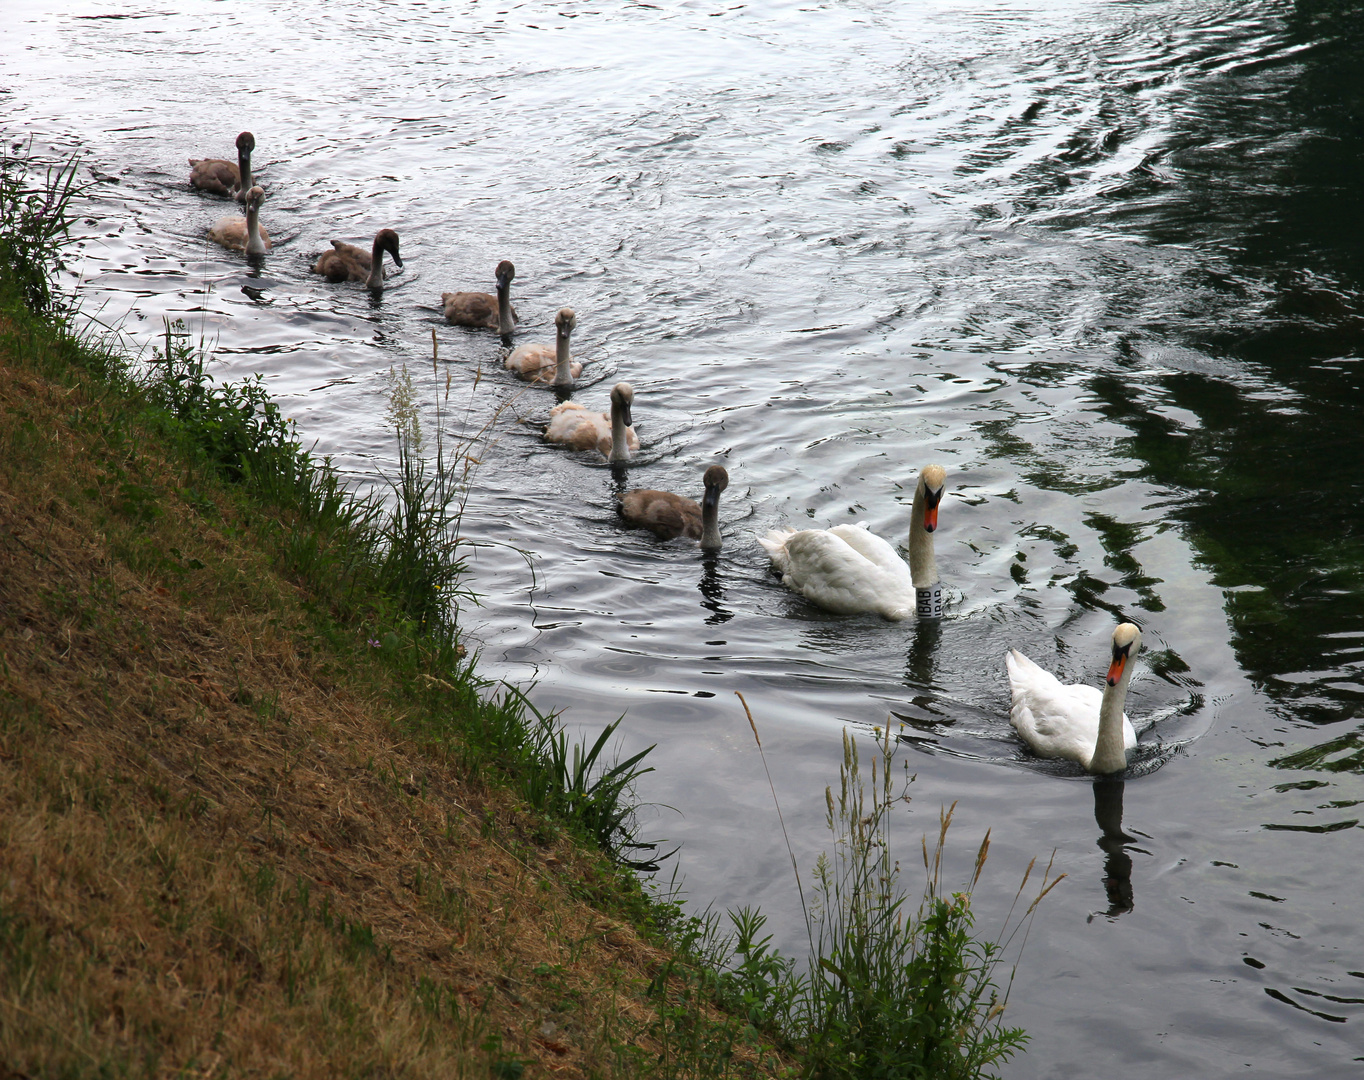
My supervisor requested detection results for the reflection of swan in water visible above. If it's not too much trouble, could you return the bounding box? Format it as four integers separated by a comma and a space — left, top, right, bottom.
758, 465, 946, 620
698, 552, 733, 626
1007, 623, 1140, 774
1088, 778, 1154, 920
904, 617, 942, 690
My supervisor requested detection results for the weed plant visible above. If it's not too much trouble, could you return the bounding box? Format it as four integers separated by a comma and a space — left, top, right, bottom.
697, 703, 1061, 1080
0, 139, 83, 317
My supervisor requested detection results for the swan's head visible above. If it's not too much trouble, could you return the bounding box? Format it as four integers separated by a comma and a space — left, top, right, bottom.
244, 186, 266, 212
702, 465, 729, 511
375, 228, 403, 267
236, 131, 255, 155
917, 464, 947, 533
1107, 622, 1142, 686
610, 381, 634, 427
555, 307, 577, 335
495, 260, 516, 291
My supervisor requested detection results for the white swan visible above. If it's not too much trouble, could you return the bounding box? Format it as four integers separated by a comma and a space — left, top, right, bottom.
312, 228, 403, 290
1007, 623, 1141, 774
544, 381, 638, 463
442, 260, 517, 335
207, 186, 270, 255
506, 307, 582, 386
620, 465, 728, 550
758, 464, 946, 620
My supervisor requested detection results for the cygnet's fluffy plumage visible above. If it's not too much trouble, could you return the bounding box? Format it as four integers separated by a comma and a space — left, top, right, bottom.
1007, 623, 1141, 774
442, 260, 518, 334
312, 229, 403, 290
506, 307, 582, 386
544, 381, 639, 462
189, 131, 256, 200
758, 465, 946, 620
620, 466, 729, 549
207, 187, 271, 255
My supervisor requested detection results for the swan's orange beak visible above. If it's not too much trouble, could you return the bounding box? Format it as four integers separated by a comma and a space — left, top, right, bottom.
1106, 652, 1127, 687
921, 484, 944, 534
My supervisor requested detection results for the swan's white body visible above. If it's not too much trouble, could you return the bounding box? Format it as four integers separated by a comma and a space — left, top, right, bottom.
1007, 623, 1141, 774
545, 381, 638, 462
507, 307, 581, 386
758, 465, 946, 621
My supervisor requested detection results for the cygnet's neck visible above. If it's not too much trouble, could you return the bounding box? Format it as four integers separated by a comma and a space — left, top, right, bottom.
699, 489, 722, 551
553, 326, 574, 387
496, 283, 514, 337
907, 479, 939, 587
1090, 665, 1134, 774
244, 204, 266, 257
367, 237, 387, 290
608, 401, 632, 463
236, 149, 254, 203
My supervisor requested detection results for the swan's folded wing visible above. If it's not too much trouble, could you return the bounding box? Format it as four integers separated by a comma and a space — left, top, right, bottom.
545, 405, 609, 451
1006, 649, 1104, 758
827, 523, 910, 578
780, 530, 906, 615
758, 529, 797, 576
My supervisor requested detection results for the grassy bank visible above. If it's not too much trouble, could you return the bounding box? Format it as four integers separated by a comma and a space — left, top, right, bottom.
1, 145, 1046, 1079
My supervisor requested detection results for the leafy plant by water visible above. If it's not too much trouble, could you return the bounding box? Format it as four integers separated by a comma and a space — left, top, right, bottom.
0, 139, 83, 318
713, 699, 1060, 1079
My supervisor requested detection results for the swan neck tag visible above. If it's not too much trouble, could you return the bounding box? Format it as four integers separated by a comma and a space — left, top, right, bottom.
916, 584, 943, 620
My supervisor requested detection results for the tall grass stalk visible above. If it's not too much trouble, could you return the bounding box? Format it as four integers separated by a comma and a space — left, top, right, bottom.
731, 712, 1060, 1079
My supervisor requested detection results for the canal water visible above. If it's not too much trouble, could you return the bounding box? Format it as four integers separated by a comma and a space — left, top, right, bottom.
5, 1, 1362, 1074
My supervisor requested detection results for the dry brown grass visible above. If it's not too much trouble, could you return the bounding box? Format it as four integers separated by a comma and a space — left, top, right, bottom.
0, 340, 786, 1079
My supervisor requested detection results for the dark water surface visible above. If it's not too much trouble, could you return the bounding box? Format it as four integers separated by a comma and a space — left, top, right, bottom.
6, 0, 1364, 1074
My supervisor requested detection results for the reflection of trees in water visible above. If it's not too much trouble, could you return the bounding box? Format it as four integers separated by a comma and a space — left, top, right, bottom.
1063, 5, 1364, 741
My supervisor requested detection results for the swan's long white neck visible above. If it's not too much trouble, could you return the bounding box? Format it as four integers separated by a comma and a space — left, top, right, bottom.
497, 284, 514, 337
1090, 664, 1135, 774
367, 237, 386, 289
244, 203, 266, 257
609, 399, 632, 464
553, 326, 574, 387
907, 478, 939, 588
